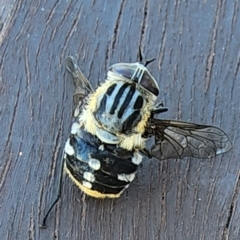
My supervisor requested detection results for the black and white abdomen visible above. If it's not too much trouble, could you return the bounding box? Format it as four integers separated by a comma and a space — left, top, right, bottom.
64, 122, 142, 198
94, 81, 145, 134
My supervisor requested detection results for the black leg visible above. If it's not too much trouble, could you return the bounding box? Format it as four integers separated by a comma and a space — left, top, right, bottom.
152, 101, 168, 114
152, 107, 168, 114
40, 151, 65, 229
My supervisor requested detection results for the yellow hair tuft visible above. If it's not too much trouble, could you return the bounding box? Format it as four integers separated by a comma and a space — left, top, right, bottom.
120, 133, 145, 150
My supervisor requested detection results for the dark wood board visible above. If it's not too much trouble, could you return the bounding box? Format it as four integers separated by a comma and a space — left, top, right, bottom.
0, 0, 239, 239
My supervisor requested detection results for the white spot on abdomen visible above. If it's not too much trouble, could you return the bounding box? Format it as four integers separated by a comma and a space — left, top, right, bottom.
82, 181, 92, 189
117, 173, 136, 182
83, 172, 95, 182
71, 122, 80, 134
98, 144, 104, 151
132, 153, 142, 165
65, 138, 75, 156
89, 158, 101, 170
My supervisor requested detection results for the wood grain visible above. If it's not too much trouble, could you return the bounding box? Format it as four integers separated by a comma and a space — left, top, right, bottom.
0, 0, 239, 239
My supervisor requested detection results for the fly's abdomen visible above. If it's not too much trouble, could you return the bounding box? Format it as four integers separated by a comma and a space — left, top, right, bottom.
64, 126, 142, 198
94, 82, 145, 134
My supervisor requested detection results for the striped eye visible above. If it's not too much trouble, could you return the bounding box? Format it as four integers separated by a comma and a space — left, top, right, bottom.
109, 63, 159, 97
139, 71, 159, 96
109, 64, 135, 79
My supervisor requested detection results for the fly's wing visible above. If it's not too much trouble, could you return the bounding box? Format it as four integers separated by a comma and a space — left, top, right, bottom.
66, 56, 93, 111
144, 119, 232, 160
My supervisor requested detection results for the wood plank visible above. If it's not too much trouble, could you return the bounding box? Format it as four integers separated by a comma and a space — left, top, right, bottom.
0, 0, 239, 239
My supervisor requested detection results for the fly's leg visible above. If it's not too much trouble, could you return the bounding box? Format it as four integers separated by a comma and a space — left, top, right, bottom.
152, 101, 168, 114
40, 151, 65, 229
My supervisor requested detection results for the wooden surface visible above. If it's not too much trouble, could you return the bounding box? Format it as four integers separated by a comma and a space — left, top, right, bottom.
0, 1, 239, 239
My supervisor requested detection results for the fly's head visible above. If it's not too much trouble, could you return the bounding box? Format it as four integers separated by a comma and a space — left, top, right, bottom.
107, 62, 159, 102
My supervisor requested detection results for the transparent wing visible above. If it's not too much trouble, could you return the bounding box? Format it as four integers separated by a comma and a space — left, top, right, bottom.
66, 56, 93, 110
144, 119, 232, 160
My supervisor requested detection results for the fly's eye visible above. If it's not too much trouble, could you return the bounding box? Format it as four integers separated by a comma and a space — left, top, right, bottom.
110, 64, 135, 79
140, 71, 159, 96
109, 63, 159, 97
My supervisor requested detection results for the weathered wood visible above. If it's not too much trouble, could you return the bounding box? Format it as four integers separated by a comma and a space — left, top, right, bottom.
0, 0, 239, 239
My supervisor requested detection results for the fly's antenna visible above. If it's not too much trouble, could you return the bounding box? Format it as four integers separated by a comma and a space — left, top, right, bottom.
145, 58, 156, 66
138, 47, 156, 66
138, 47, 143, 63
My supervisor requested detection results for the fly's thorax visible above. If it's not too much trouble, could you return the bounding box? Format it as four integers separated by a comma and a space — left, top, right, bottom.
94, 81, 148, 133
79, 78, 156, 150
